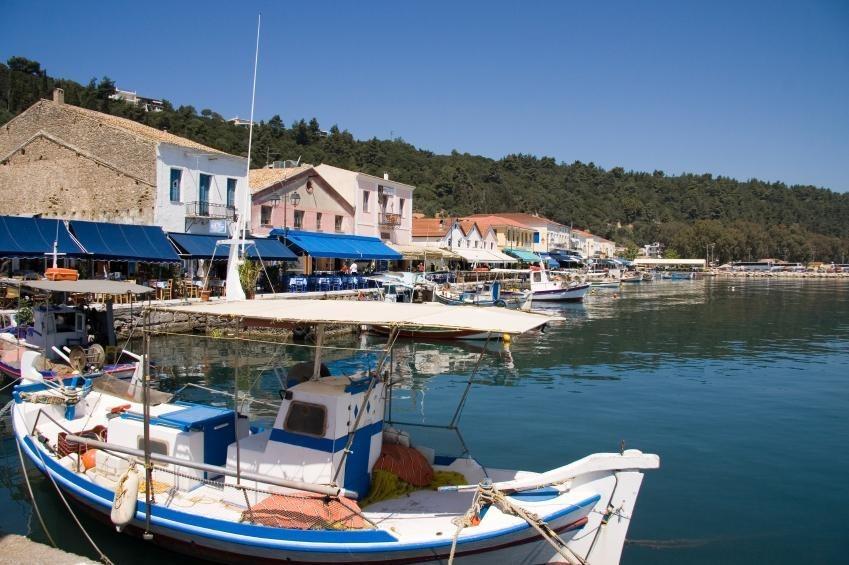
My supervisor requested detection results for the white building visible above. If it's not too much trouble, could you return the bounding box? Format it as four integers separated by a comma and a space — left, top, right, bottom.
571, 229, 616, 258
156, 144, 248, 236
314, 164, 414, 245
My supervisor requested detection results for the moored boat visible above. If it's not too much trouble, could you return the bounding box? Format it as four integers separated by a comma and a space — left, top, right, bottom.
0, 279, 154, 382
12, 299, 659, 564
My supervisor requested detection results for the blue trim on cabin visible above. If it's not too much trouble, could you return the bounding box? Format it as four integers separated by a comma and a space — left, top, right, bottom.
268, 420, 383, 453
344, 377, 372, 395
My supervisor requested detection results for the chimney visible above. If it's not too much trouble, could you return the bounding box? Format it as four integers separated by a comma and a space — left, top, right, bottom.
53, 88, 65, 104
383, 172, 389, 180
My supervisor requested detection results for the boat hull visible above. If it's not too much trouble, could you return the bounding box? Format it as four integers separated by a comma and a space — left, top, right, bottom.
529, 283, 590, 302
14, 428, 600, 564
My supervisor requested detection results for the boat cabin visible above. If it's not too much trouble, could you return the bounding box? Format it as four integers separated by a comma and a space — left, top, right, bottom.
26, 303, 117, 361
221, 374, 385, 505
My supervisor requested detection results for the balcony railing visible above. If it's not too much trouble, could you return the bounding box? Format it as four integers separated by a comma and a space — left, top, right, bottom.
379, 212, 402, 227
185, 201, 236, 220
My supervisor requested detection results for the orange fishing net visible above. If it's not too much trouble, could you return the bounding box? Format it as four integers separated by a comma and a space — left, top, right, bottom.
373, 443, 434, 487
244, 492, 366, 530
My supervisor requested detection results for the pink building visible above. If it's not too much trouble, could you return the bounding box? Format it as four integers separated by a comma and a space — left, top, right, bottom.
250, 165, 354, 237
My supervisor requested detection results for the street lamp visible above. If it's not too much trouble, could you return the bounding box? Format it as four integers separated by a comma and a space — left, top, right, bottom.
284, 191, 301, 235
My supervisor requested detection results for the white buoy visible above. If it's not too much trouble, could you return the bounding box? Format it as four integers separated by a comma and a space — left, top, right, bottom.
111, 465, 139, 531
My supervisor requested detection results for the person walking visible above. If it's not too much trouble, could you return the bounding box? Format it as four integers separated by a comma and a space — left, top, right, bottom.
349, 261, 358, 275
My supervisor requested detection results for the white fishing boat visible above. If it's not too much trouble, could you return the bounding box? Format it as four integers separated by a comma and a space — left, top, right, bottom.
524, 267, 590, 302
0, 279, 153, 382
12, 299, 659, 564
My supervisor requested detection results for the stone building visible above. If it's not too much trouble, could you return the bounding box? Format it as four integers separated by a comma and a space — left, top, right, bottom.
0, 89, 247, 235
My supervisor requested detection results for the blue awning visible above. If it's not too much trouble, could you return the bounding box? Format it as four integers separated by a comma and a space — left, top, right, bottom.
504, 248, 542, 262
69, 220, 181, 263
167, 233, 297, 261
0, 216, 86, 258
269, 229, 402, 260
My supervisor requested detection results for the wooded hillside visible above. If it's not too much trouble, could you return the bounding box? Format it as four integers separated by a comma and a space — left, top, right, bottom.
3, 57, 847, 263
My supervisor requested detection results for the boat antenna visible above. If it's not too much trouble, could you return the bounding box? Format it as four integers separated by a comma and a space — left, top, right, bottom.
240, 13, 261, 254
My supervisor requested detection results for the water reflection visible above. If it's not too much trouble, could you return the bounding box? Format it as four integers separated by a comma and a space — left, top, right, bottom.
1, 278, 847, 564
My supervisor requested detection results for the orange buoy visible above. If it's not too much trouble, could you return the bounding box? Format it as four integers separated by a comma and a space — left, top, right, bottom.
82, 448, 98, 470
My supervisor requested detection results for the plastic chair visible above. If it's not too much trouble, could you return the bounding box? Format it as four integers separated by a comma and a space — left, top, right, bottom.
330, 277, 342, 291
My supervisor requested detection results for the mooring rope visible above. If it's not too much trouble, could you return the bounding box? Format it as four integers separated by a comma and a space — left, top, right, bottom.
32, 444, 115, 564
447, 480, 587, 565
15, 438, 57, 548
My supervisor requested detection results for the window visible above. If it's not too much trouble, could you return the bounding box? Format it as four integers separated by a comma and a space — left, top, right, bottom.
335, 215, 343, 232
169, 168, 182, 202
399, 198, 405, 218
285, 401, 326, 437
137, 436, 169, 456
227, 178, 237, 208
294, 210, 304, 229
260, 205, 272, 226
362, 191, 370, 213
316, 212, 322, 231
199, 174, 211, 216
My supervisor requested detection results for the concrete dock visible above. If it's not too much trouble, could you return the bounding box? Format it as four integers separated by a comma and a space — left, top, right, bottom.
0, 534, 96, 564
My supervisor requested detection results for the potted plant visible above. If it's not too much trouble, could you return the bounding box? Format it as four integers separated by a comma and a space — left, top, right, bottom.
238, 260, 262, 299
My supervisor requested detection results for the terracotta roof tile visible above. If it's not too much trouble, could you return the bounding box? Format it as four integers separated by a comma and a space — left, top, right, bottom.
44, 100, 236, 156
412, 218, 450, 237
249, 165, 313, 193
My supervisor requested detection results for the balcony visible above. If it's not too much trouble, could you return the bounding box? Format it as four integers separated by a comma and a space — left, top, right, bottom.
185, 201, 236, 220
379, 212, 402, 227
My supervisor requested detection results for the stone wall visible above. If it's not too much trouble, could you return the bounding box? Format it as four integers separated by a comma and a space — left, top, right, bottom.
0, 135, 155, 222
0, 99, 158, 221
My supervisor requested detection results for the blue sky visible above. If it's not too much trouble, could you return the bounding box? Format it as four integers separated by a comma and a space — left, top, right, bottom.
3, 0, 848, 191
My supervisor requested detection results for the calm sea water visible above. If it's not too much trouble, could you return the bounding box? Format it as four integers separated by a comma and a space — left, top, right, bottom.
1, 279, 847, 563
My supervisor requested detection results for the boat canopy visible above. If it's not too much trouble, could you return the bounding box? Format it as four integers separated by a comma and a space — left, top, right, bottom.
504, 248, 542, 262
152, 299, 555, 334
270, 229, 402, 260
387, 243, 460, 261
69, 220, 181, 263
451, 247, 516, 264
168, 232, 297, 261
12, 279, 154, 294
0, 216, 86, 258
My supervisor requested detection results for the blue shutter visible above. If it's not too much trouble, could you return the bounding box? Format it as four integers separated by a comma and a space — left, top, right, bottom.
227, 178, 236, 208
170, 169, 182, 202
199, 174, 210, 216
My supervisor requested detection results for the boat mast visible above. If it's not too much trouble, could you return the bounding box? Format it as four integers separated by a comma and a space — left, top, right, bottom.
224, 14, 261, 302
241, 14, 261, 254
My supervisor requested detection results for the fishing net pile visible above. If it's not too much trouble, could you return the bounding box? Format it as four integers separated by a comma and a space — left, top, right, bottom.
361, 443, 466, 507
243, 492, 366, 530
